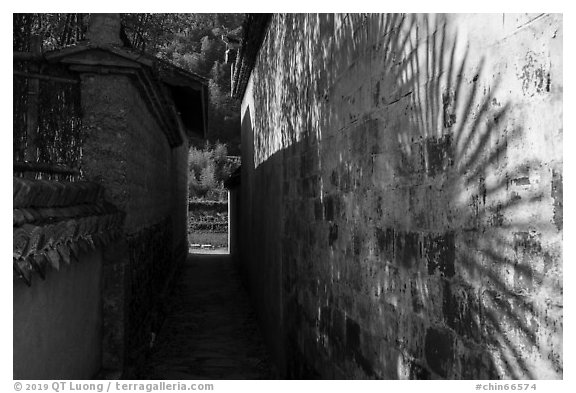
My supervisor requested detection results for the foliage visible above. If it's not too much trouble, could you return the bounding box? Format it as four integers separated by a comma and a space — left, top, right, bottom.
121, 13, 244, 152
188, 141, 240, 200
13, 14, 84, 170
13, 13, 87, 51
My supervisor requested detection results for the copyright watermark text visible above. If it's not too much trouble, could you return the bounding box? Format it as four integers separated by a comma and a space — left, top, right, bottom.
14, 382, 214, 392
474, 383, 537, 391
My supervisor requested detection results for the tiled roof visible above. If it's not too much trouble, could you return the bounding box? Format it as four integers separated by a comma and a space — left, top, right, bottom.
13, 177, 125, 286
231, 14, 272, 99
40, 43, 209, 144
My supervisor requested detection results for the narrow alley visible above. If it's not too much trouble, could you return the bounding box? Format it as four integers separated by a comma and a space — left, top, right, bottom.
138, 253, 274, 380
12, 13, 563, 381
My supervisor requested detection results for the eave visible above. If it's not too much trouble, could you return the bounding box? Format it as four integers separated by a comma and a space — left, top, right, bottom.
41, 43, 208, 145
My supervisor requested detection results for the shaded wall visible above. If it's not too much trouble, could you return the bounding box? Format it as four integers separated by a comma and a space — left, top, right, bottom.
14, 249, 103, 379
229, 189, 240, 261
81, 73, 188, 373
240, 13, 562, 379
171, 141, 190, 260
13, 177, 124, 380
240, 100, 286, 375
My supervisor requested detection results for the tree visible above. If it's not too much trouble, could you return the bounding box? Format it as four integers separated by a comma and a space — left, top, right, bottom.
13, 13, 87, 51
187, 141, 239, 200
121, 13, 244, 153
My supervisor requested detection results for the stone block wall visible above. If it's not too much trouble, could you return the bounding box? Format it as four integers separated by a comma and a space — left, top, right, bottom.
124, 87, 173, 232
125, 218, 172, 366
240, 13, 562, 379
81, 75, 176, 232
80, 72, 188, 373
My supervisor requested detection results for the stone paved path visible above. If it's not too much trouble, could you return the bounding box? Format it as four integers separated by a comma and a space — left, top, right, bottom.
139, 253, 274, 379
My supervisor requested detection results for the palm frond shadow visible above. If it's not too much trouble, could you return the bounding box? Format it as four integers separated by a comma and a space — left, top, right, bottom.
380, 14, 561, 379
246, 13, 561, 379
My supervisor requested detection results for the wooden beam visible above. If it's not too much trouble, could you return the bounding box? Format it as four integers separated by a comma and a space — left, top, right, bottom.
24, 35, 41, 176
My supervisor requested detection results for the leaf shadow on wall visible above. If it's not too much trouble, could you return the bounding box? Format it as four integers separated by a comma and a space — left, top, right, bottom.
357, 13, 561, 379
245, 13, 562, 379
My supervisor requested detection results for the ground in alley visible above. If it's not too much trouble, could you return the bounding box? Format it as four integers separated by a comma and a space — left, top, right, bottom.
137, 253, 275, 379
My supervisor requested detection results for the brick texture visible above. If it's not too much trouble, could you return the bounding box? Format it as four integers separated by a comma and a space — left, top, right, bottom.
239, 13, 562, 379
81, 72, 188, 372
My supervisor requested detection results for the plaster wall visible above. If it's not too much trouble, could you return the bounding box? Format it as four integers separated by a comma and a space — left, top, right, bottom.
13, 249, 103, 379
240, 13, 562, 379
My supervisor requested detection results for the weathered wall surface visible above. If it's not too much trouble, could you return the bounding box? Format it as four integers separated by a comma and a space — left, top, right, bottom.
171, 140, 190, 259
240, 13, 562, 379
239, 97, 286, 374
13, 249, 103, 379
81, 73, 188, 372
13, 176, 124, 379
124, 86, 172, 232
